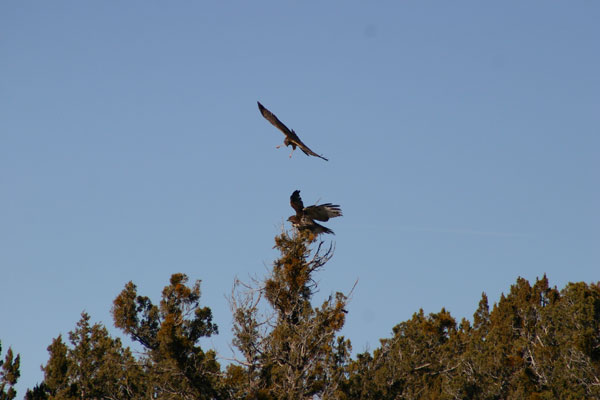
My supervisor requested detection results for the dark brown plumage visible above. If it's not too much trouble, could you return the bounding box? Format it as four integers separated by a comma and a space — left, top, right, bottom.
257, 101, 328, 161
288, 190, 342, 235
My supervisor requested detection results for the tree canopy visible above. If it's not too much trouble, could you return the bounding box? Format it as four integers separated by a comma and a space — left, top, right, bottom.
11, 230, 600, 399
0, 342, 20, 400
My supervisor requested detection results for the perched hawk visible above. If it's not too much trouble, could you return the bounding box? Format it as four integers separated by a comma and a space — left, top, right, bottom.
257, 101, 328, 161
288, 190, 342, 235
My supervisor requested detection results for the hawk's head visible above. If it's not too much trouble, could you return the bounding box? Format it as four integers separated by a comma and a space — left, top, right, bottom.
287, 215, 301, 226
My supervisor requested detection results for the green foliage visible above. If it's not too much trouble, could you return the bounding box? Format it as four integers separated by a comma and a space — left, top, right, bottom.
18, 226, 600, 400
229, 231, 352, 400
340, 275, 600, 399
28, 313, 145, 400
0, 342, 20, 400
112, 273, 222, 400
349, 308, 458, 399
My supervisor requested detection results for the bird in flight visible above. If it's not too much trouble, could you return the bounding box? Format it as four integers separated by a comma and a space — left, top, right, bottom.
257, 101, 328, 161
288, 190, 342, 235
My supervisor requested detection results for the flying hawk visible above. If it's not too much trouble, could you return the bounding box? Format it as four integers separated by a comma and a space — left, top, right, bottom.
288, 190, 342, 235
257, 101, 328, 161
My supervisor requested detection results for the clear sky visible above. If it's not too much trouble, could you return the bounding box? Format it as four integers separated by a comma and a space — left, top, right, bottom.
1, 1, 598, 395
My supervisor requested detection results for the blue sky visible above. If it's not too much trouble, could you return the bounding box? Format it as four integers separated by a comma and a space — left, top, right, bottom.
1, 1, 599, 394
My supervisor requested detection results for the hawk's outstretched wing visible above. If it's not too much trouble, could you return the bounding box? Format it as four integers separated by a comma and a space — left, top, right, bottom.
290, 190, 304, 215
304, 203, 342, 222
257, 101, 294, 138
291, 136, 328, 161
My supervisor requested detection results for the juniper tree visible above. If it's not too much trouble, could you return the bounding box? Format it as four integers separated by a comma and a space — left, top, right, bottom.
341, 276, 600, 400
26, 313, 145, 400
228, 230, 352, 400
0, 342, 20, 400
346, 308, 458, 400
112, 273, 222, 400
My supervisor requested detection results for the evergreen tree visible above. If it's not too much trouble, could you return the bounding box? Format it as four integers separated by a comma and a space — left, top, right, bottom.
345, 308, 458, 399
18, 244, 599, 400
342, 276, 600, 400
112, 273, 222, 399
0, 342, 20, 400
228, 231, 352, 400
27, 313, 146, 400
